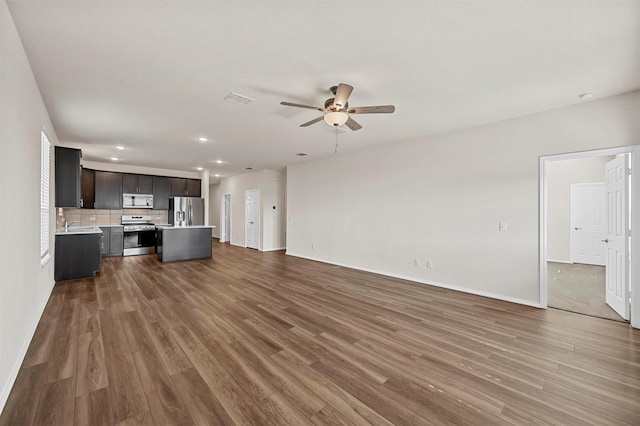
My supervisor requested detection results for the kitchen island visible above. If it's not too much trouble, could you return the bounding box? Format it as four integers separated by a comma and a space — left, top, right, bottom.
156, 225, 214, 263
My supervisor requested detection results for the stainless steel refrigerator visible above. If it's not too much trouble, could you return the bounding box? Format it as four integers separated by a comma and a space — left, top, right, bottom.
168, 197, 204, 227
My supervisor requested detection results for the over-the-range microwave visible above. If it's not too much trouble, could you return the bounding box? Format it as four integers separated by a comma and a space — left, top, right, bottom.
123, 193, 154, 209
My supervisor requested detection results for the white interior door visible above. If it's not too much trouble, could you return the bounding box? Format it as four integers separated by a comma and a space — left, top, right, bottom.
225, 195, 231, 242
570, 183, 606, 266
245, 189, 260, 249
220, 194, 231, 243
604, 155, 630, 320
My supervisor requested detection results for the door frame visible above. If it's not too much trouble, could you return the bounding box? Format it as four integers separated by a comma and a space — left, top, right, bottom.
244, 189, 260, 250
539, 145, 640, 328
220, 193, 231, 243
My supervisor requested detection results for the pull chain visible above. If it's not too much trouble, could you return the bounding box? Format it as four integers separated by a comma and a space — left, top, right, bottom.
334, 127, 339, 154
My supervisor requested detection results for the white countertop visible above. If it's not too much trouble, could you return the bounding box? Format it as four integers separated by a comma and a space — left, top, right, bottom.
55, 225, 103, 235
156, 225, 215, 230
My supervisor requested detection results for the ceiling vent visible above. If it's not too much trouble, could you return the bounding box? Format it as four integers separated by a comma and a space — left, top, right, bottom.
296, 153, 308, 156
224, 92, 254, 104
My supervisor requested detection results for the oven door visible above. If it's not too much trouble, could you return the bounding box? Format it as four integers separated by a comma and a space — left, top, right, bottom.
123, 230, 157, 256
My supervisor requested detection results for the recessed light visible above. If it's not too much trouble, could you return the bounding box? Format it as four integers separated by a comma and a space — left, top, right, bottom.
196, 167, 203, 171
579, 91, 595, 100
214, 174, 220, 177
110, 157, 118, 161
198, 137, 208, 142
115, 146, 125, 150
216, 160, 223, 164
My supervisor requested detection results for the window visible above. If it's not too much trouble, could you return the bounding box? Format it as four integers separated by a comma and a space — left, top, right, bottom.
41, 131, 51, 262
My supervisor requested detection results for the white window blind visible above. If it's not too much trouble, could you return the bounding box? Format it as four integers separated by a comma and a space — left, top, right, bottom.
41, 131, 51, 260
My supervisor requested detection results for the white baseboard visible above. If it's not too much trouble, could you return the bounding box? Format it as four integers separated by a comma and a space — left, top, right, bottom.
0, 279, 55, 414
547, 259, 573, 264
262, 246, 286, 252
285, 251, 542, 309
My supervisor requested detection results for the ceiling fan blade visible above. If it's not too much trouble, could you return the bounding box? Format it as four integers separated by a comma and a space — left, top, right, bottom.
300, 116, 324, 127
333, 83, 354, 110
348, 105, 395, 114
344, 116, 362, 131
281, 101, 323, 111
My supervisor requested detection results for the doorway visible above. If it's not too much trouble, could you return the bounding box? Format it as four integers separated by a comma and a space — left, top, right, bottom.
220, 193, 231, 243
540, 146, 639, 328
245, 189, 260, 250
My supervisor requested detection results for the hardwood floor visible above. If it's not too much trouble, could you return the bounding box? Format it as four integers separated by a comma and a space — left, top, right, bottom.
2, 241, 640, 425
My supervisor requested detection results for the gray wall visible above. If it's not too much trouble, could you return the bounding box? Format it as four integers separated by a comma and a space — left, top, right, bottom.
0, 1, 58, 410
287, 91, 640, 306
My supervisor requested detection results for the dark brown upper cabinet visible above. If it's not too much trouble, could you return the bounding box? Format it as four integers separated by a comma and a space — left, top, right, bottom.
122, 173, 153, 194
81, 168, 95, 209
94, 171, 122, 209
152, 176, 171, 210
169, 177, 201, 197
170, 178, 187, 196
55, 146, 82, 208
186, 179, 201, 197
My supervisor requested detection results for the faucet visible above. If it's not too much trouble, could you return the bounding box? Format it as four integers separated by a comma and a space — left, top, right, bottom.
65, 220, 80, 232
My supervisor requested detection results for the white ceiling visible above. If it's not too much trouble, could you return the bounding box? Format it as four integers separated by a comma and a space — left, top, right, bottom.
7, 1, 640, 182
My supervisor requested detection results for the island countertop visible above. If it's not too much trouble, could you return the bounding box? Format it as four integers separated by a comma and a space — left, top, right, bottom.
156, 225, 215, 230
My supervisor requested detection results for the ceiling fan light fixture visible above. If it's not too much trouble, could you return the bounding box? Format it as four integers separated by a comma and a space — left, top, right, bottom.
324, 111, 349, 127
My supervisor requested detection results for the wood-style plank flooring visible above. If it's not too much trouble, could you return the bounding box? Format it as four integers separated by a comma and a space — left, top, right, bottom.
2, 241, 640, 425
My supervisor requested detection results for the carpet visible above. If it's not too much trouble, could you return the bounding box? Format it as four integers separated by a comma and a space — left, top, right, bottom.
547, 261, 625, 322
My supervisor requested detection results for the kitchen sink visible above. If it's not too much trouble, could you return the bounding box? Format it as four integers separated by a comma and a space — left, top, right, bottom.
57, 226, 101, 234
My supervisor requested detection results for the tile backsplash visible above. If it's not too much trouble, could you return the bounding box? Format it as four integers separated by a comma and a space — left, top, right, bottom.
60, 208, 169, 227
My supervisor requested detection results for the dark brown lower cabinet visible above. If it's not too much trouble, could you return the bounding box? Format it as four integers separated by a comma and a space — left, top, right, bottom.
54, 233, 102, 281
99, 226, 124, 257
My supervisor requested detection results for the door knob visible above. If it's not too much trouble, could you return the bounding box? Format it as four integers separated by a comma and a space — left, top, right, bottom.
574, 227, 582, 230
601, 238, 609, 243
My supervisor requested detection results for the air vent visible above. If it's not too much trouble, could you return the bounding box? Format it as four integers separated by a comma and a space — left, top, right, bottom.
296, 153, 308, 157
224, 92, 254, 104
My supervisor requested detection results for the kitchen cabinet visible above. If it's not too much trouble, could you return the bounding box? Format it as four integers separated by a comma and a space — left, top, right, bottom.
170, 177, 201, 197
123, 173, 153, 194
95, 171, 122, 209
100, 227, 110, 256
99, 226, 124, 257
54, 233, 102, 281
153, 176, 171, 210
81, 168, 95, 209
170, 178, 186, 196
55, 146, 82, 207
186, 179, 201, 197
157, 226, 212, 263
110, 227, 124, 256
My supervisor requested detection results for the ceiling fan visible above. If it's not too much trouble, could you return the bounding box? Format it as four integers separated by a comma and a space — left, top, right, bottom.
280, 83, 395, 131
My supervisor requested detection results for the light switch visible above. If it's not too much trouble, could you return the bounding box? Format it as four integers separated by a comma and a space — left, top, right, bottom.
499, 222, 508, 232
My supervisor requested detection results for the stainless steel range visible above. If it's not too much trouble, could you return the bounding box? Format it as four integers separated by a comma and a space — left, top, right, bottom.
122, 215, 156, 256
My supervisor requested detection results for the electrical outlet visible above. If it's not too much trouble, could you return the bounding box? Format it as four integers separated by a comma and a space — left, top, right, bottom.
413, 258, 420, 267
311, 243, 315, 249
499, 222, 508, 232
426, 260, 433, 269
